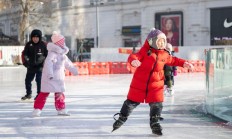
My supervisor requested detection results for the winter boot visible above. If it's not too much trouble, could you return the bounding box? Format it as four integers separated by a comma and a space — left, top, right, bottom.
167, 88, 174, 96
150, 115, 163, 136
57, 109, 70, 116
21, 94, 32, 100
32, 109, 41, 117
112, 113, 127, 132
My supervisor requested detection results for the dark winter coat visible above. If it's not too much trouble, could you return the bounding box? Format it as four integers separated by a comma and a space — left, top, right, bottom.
23, 30, 48, 72
127, 40, 185, 103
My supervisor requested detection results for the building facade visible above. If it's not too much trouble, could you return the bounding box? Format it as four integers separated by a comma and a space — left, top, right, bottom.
0, 0, 232, 55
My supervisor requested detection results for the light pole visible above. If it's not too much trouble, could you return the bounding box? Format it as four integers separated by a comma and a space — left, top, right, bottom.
27, 12, 29, 42
95, 1, 99, 48
91, 0, 103, 48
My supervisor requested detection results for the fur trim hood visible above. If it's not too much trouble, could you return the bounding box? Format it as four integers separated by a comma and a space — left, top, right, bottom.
47, 42, 69, 54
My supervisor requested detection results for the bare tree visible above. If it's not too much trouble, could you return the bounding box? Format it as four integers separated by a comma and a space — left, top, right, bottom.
19, 0, 53, 45
18, 0, 29, 45
0, 0, 52, 45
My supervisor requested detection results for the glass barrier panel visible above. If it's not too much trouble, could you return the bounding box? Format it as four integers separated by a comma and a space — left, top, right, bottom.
205, 48, 232, 122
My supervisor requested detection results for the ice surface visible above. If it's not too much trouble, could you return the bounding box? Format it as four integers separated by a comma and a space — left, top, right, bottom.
0, 66, 231, 139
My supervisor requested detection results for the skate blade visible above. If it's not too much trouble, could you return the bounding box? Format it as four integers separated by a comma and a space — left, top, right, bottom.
153, 134, 162, 137
153, 133, 162, 136
57, 113, 70, 116
20, 99, 34, 103
111, 127, 119, 132
32, 114, 41, 117
111, 128, 116, 132
152, 131, 163, 136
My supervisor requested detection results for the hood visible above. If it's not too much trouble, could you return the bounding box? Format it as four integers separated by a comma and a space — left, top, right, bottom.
47, 42, 69, 55
31, 29, 42, 42
146, 28, 167, 50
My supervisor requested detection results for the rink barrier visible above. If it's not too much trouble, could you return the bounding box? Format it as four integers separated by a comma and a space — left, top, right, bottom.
98, 62, 110, 74
196, 60, 205, 72
118, 48, 133, 54
88, 62, 110, 75
109, 62, 121, 74
74, 62, 89, 75
88, 62, 100, 75
109, 62, 130, 74
177, 67, 188, 73
188, 60, 206, 72
65, 60, 205, 76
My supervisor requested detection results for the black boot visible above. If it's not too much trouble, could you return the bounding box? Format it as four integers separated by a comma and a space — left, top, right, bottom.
112, 113, 127, 132
150, 115, 163, 136
21, 94, 32, 100
112, 99, 140, 132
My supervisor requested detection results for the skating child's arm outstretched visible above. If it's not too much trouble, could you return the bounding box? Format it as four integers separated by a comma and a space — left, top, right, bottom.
64, 56, 78, 76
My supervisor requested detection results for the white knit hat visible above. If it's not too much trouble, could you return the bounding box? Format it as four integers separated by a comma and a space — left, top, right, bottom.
51, 31, 65, 48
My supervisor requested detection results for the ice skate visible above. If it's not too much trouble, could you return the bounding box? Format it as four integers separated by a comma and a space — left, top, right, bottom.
164, 85, 168, 96
167, 88, 174, 96
112, 113, 127, 132
21, 94, 32, 101
151, 123, 163, 136
150, 115, 163, 136
170, 89, 174, 96
57, 109, 70, 116
32, 109, 41, 117
164, 88, 168, 96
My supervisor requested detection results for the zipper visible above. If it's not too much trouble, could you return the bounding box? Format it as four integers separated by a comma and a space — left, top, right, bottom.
145, 55, 158, 97
34, 45, 37, 65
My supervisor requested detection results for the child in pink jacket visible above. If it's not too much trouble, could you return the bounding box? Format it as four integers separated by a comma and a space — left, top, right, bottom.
32, 31, 78, 117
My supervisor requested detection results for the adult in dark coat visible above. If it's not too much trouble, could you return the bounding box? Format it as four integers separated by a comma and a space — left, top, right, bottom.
21, 29, 48, 100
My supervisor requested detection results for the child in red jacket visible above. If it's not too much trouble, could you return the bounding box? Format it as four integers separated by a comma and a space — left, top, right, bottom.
112, 28, 193, 136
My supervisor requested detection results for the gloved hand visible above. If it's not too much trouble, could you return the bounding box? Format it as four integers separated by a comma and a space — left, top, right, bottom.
24, 57, 35, 67
38, 56, 45, 63
131, 60, 141, 67
72, 70, 78, 76
183, 62, 194, 72
23, 57, 30, 67
34, 56, 45, 66
173, 70, 177, 76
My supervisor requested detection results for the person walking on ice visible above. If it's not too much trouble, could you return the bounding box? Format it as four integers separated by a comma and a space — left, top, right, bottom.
32, 31, 78, 117
112, 28, 193, 135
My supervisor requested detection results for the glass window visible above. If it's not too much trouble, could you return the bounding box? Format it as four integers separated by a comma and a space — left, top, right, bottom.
59, 0, 72, 8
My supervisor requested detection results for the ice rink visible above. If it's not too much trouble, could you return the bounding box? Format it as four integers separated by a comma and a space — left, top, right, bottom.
0, 66, 231, 139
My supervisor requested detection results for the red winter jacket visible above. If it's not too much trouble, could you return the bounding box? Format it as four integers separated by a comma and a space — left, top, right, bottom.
127, 40, 185, 103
